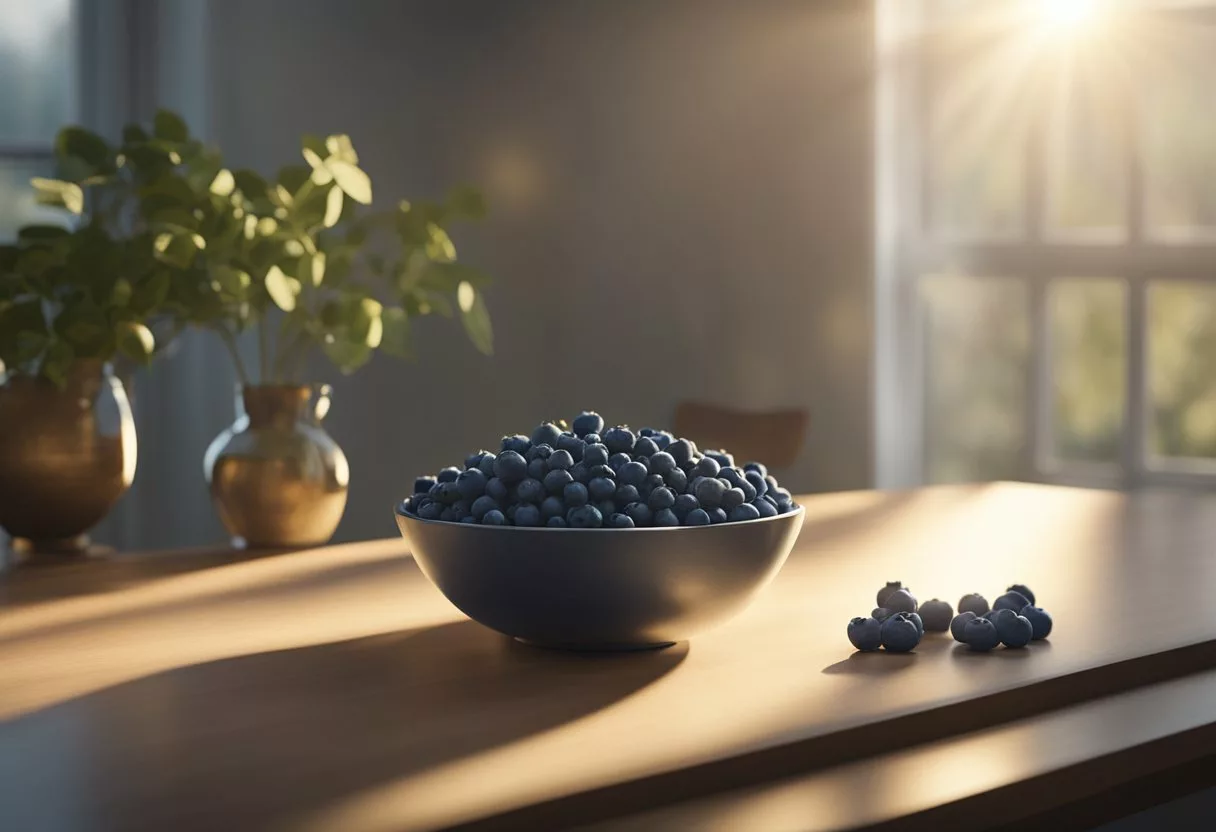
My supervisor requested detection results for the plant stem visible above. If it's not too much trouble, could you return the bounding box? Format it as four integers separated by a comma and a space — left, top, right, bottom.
216, 325, 251, 387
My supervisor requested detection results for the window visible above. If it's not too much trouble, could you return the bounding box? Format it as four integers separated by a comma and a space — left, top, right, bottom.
877, 0, 1216, 489
0, 0, 79, 239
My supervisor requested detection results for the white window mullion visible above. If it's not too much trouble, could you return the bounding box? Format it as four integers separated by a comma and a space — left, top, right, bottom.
1024, 67, 1051, 482
1124, 59, 1148, 488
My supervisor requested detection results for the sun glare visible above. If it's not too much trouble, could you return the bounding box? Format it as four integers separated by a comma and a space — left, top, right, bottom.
1039, 0, 1100, 31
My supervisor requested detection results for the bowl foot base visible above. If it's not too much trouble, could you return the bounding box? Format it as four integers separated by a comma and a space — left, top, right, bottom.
513, 637, 677, 652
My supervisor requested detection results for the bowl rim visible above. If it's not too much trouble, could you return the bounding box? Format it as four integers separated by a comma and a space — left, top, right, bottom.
394, 501, 804, 532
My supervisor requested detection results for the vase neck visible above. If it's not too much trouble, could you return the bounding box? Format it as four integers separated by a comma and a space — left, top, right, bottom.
239, 385, 316, 429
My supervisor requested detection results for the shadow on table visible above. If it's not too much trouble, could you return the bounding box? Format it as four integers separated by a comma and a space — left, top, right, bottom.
0, 619, 688, 831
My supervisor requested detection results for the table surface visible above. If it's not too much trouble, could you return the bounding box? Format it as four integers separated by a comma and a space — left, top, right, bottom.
3, 483, 1216, 831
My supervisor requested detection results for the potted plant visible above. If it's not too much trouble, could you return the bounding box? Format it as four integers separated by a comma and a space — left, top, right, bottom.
126, 113, 494, 548
0, 127, 167, 556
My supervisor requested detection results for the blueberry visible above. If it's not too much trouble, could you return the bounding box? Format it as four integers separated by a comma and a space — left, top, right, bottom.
414, 476, 437, 494
583, 433, 602, 446
603, 426, 636, 455
719, 467, 745, 489
752, 498, 778, 518
584, 443, 610, 467
880, 613, 921, 652
633, 437, 660, 458
692, 456, 721, 479
872, 606, 894, 622
418, 502, 443, 520
451, 499, 471, 517
673, 493, 700, 520
589, 476, 616, 502
492, 450, 528, 484
762, 493, 779, 508
428, 482, 444, 497
993, 591, 1031, 613
505, 503, 519, 522
639, 427, 657, 437
482, 509, 506, 526
531, 422, 563, 447
547, 516, 568, 528
614, 484, 640, 507
684, 508, 711, 526
525, 443, 553, 462
526, 458, 547, 480
848, 617, 883, 652
744, 470, 767, 497
478, 453, 497, 477
743, 461, 768, 478
619, 461, 648, 487
436, 481, 461, 504
609, 512, 635, 528
950, 611, 977, 642
439, 507, 459, 521
739, 479, 757, 501
876, 582, 906, 608
962, 617, 1001, 651
771, 486, 792, 503
541, 495, 565, 519
647, 452, 677, 477
455, 468, 487, 500
500, 435, 531, 455
572, 410, 604, 437
465, 450, 489, 470
568, 504, 603, 528
708, 450, 735, 468
648, 486, 676, 511
667, 439, 695, 466
1020, 606, 1053, 640
957, 593, 989, 616
598, 499, 618, 519
437, 466, 461, 483
465, 477, 491, 504
653, 508, 679, 527
588, 464, 616, 480
564, 481, 589, 507
516, 477, 546, 504
664, 467, 688, 493
460, 516, 477, 524
608, 452, 632, 472
694, 477, 727, 508
919, 599, 954, 632
652, 432, 673, 450
764, 475, 781, 497
776, 498, 796, 514
992, 609, 1033, 648
515, 504, 542, 527
543, 468, 574, 495
570, 462, 591, 484
555, 433, 586, 462
729, 503, 761, 522
906, 612, 925, 637
625, 502, 654, 527
885, 588, 918, 614
708, 507, 728, 524
1007, 584, 1036, 606
642, 473, 665, 493
548, 449, 574, 471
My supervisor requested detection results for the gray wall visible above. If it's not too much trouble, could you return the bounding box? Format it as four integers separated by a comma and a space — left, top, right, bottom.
108, 0, 875, 549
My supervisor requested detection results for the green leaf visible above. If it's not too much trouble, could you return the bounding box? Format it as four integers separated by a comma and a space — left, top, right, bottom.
310, 252, 326, 286
322, 338, 372, 374
328, 161, 372, 204
55, 126, 111, 170
211, 266, 251, 300
277, 165, 312, 195
17, 225, 70, 243
323, 185, 343, 228
153, 110, 189, 142
232, 168, 268, 197
55, 300, 110, 354
446, 184, 487, 219
380, 307, 412, 359
111, 278, 133, 306
31, 178, 84, 215
122, 123, 150, 145
325, 134, 359, 164
41, 340, 75, 388
264, 265, 301, 312
152, 231, 202, 269
129, 270, 171, 315
210, 168, 236, 196
117, 321, 156, 361
459, 287, 493, 355
361, 297, 383, 348
302, 134, 329, 160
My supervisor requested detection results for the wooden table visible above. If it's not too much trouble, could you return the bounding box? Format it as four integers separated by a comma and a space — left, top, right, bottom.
3, 483, 1216, 831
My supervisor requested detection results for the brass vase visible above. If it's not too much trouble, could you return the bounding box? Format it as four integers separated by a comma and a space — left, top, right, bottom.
204, 384, 349, 549
0, 361, 137, 557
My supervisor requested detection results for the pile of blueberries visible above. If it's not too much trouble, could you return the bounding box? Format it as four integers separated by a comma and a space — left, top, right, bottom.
847, 581, 1054, 653
401, 411, 798, 528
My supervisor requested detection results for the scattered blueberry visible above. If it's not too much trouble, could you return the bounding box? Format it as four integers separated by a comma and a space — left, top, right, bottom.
906, 612, 925, 637
1007, 584, 1036, 606
884, 588, 918, 614
876, 581, 906, 608
992, 609, 1033, 648
872, 607, 894, 622
958, 593, 990, 616
962, 617, 1001, 651
1020, 605, 1053, 640
919, 599, 954, 632
848, 617, 883, 652
950, 611, 977, 642
880, 613, 921, 652
993, 591, 1031, 613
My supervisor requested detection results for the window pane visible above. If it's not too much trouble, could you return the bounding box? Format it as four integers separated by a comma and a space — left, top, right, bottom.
923, 275, 1029, 482
1050, 279, 1125, 463
1143, 25, 1216, 238
0, 159, 64, 239
0, 0, 77, 145
1149, 282, 1216, 460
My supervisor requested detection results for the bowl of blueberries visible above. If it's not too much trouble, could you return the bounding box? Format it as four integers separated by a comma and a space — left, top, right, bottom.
395, 411, 804, 650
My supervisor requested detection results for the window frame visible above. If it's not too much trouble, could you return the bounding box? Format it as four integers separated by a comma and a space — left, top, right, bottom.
875, 0, 1216, 491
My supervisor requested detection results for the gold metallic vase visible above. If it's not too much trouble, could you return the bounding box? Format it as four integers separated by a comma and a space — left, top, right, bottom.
0, 361, 137, 558
204, 384, 349, 549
